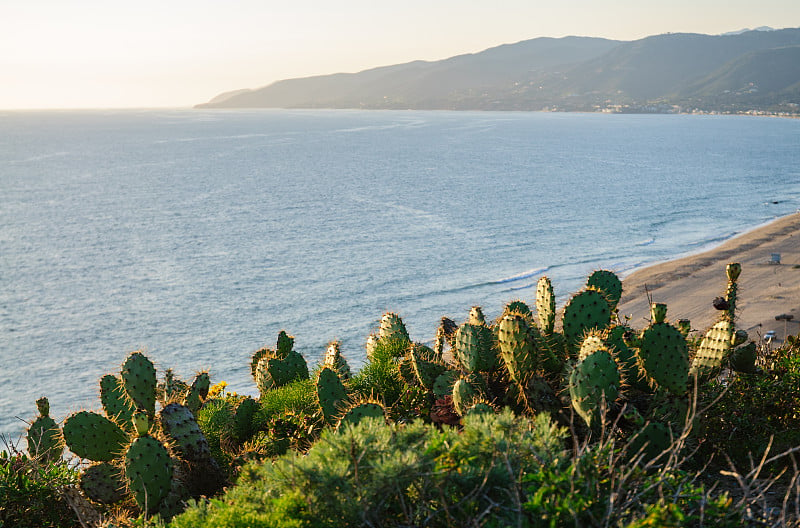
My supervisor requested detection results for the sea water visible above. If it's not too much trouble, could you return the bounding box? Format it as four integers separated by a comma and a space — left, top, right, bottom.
2, 109, 799, 437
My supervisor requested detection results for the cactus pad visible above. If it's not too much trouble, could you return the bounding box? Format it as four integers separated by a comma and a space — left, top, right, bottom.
316, 367, 348, 423
100, 374, 135, 429
503, 300, 532, 319
125, 435, 173, 513
454, 322, 496, 373
690, 320, 735, 380
452, 378, 478, 416
497, 313, 535, 382
586, 270, 623, 311
562, 288, 611, 352
80, 462, 126, 504
568, 342, 621, 428
160, 403, 211, 462
433, 370, 459, 398
338, 401, 385, 428
121, 351, 157, 416
323, 341, 351, 379
63, 411, 128, 462
535, 276, 556, 334
410, 348, 446, 390
638, 322, 689, 395
468, 306, 486, 325
730, 341, 757, 374
276, 330, 294, 358
378, 312, 410, 343
26, 397, 62, 462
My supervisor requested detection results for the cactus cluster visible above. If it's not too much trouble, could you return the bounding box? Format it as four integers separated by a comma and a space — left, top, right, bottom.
27, 263, 760, 520
54, 351, 223, 516
252, 330, 310, 395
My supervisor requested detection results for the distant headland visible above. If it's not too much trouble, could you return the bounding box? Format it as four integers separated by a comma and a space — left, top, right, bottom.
196, 27, 800, 116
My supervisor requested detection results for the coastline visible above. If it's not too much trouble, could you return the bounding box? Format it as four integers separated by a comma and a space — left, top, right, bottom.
617, 211, 800, 341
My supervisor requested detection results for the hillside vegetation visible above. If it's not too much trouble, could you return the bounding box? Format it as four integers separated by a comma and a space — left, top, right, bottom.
3, 265, 800, 526
197, 28, 800, 115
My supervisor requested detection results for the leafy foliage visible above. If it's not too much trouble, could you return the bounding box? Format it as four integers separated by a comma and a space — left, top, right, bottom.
0, 445, 80, 528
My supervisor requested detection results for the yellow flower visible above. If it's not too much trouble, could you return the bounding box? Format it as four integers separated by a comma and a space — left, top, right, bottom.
207, 381, 228, 399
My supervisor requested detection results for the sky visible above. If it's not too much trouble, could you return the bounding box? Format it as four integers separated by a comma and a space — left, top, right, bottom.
2, 0, 800, 109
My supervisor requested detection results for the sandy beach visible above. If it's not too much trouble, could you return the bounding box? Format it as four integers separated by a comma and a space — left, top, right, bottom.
617, 212, 800, 342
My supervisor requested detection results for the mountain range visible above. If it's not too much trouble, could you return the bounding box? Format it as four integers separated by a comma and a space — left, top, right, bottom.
196, 28, 800, 114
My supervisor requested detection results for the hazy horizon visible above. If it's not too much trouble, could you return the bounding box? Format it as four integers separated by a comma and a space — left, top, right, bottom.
2, 1, 800, 110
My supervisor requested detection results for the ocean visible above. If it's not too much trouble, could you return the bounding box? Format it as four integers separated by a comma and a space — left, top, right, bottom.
2, 109, 799, 437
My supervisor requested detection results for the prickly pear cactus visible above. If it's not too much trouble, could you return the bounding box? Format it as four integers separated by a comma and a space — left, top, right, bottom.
468, 305, 486, 325
503, 300, 532, 319
323, 340, 351, 379
433, 370, 460, 399
232, 397, 259, 442
159, 368, 189, 404
378, 312, 410, 343
723, 263, 741, 322
250, 348, 270, 379
497, 313, 535, 383
62, 410, 128, 462
26, 397, 62, 462
690, 320, 735, 380
568, 334, 621, 428
183, 371, 211, 413
452, 378, 478, 416
338, 401, 386, 429
454, 322, 496, 373
433, 326, 447, 360
650, 303, 667, 324
159, 403, 211, 462
276, 330, 294, 359
100, 374, 135, 429
365, 333, 379, 360
316, 367, 348, 424
562, 288, 611, 353
535, 276, 556, 335
124, 433, 173, 514
79, 462, 126, 504
121, 351, 157, 416
410, 347, 446, 390
606, 326, 649, 392
586, 270, 623, 311
636, 306, 689, 395
253, 333, 310, 394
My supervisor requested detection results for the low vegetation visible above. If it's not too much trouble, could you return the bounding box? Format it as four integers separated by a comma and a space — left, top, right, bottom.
3, 264, 799, 527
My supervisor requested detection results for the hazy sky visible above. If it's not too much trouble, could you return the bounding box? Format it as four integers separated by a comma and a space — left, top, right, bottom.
2, 0, 800, 109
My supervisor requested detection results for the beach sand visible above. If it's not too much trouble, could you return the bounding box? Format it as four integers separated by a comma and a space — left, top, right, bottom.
616, 212, 800, 342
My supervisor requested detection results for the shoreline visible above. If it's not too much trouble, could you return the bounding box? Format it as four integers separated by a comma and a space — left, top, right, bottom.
616, 211, 800, 341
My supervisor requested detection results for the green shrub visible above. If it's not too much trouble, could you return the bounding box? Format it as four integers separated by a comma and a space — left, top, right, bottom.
698, 343, 800, 469
170, 409, 567, 527
348, 339, 407, 407
0, 446, 79, 528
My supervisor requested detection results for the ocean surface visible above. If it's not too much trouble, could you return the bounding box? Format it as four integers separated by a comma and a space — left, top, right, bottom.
2, 109, 799, 438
